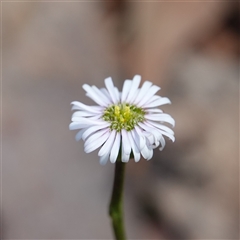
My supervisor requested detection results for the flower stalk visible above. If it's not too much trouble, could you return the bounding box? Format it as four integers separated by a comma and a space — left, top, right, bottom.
109, 160, 126, 240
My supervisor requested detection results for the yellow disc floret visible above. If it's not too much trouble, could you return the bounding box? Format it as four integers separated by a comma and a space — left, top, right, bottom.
102, 103, 145, 132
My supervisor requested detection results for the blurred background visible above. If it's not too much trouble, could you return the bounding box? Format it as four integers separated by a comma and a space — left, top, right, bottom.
2, 1, 239, 239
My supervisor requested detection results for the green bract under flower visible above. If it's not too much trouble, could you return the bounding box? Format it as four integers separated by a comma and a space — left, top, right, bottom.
102, 103, 145, 132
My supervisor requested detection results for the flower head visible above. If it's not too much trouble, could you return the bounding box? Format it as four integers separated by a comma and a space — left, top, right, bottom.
69, 75, 175, 165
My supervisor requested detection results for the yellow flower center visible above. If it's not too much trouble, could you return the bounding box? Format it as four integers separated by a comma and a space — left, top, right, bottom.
102, 103, 145, 132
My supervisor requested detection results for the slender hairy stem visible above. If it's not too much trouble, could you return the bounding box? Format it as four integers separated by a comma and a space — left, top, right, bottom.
109, 160, 126, 240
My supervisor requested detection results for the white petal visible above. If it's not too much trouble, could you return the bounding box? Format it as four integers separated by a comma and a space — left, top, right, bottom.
144, 120, 164, 136
133, 81, 152, 105
84, 130, 110, 153
86, 114, 103, 120
148, 150, 153, 160
151, 140, 160, 149
110, 133, 121, 163
137, 85, 160, 107
83, 84, 108, 107
146, 142, 153, 160
146, 120, 174, 135
72, 111, 98, 118
128, 131, 140, 162
143, 137, 154, 160
138, 122, 162, 145
92, 85, 112, 105
145, 113, 175, 126
114, 87, 120, 103
160, 131, 175, 142
145, 108, 163, 113
133, 126, 154, 160
138, 122, 158, 137
75, 129, 86, 141
144, 133, 154, 145
121, 148, 130, 162
147, 121, 175, 142
122, 154, 130, 162
140, 144, 151, 160
143, 97, 171, 108
134, 126, 145, 150
121, 80, 132, 103
99, 153, 109, 165
104, 77, 118, 103
121, 130, 131, 162
159, 136, 166, 151
84, 128, 109, 149
71, 101, 103, 113
121, 130, 131, 155
129, 89, 140, 104
131, 130, 141, 151
142, 130, 160, 149
100, 88, 112, 102
144, 95, 160, 106
82, 123, 110, 141
69, 121, 97, 130
126, 75, 141, 103
98, 130, 116, 156
71, 116, 103, 124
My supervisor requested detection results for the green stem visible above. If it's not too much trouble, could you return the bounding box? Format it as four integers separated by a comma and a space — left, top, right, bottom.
109, 160, 127, 240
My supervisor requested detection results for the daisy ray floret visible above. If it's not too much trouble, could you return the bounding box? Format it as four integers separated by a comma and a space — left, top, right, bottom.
69, 75, 175, 165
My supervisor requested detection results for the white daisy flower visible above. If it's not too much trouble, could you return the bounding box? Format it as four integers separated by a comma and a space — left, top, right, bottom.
69, 75, 175, 165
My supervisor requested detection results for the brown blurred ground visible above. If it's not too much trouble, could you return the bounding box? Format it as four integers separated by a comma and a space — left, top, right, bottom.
2, 1, 239, 239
